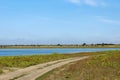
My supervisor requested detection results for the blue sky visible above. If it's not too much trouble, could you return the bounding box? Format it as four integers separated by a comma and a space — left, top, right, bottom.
0, 0, 120, 45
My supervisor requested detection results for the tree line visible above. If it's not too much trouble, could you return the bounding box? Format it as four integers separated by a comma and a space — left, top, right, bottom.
0, 43, 118, 48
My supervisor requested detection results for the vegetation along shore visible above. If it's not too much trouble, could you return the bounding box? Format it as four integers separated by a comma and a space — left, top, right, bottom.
0, 50, 120, 80
0, 51, 100, 74
0, 43, 120, 49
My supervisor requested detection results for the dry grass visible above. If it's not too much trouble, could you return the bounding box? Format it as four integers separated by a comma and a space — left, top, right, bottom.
37, 50, 120, 80
0, 52, 99, 74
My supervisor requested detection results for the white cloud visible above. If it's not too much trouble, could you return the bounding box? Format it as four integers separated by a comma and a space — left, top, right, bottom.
96, 16, 120, 25
68, 0, 81, 4
85, 0, 97, 6
67, 0, 106, 7
84, 0, 106, 6
102, 19, 120, 25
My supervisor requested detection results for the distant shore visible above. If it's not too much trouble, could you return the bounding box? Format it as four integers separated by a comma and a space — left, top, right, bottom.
0, 44, 120, 49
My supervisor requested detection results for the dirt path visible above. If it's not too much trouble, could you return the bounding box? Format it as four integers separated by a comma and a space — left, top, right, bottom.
0, 56, 89, 80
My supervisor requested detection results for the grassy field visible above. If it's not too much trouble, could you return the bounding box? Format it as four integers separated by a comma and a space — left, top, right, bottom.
0, 52, 100, 74
36, 50, 120, 80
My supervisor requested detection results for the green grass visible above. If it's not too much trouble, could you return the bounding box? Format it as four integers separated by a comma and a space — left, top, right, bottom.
36, 50, 120, 80
0, 52, 100, 74
0, 69, 3, 74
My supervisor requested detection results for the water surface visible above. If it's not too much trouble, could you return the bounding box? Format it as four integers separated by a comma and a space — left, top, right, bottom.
0, 48, 120, 56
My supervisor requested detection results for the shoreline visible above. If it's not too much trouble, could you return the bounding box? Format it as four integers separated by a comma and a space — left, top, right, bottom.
0, 45, 120, 49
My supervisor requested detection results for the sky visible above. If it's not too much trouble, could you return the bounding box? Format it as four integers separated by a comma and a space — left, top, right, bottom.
0, 0, 120, 45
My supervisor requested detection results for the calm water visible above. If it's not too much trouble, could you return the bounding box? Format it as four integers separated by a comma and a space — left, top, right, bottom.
0, 48, 120, 56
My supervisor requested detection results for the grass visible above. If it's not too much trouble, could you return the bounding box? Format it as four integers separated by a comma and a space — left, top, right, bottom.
0, 69, 3, 74
0, 52, 99, 74
36, 50, 120, 80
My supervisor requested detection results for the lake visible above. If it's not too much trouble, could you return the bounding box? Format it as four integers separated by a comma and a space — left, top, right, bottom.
0, 48, 120, 56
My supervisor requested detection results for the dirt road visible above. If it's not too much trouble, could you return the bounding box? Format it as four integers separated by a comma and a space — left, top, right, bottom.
0, 56, 89, 80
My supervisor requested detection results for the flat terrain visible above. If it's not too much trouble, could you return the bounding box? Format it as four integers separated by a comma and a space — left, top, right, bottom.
0, 51, 101, 80
0, 56, 89, 80
0, 52, 99, 73
37, 50, 120, 80
0, 51, 119, 80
